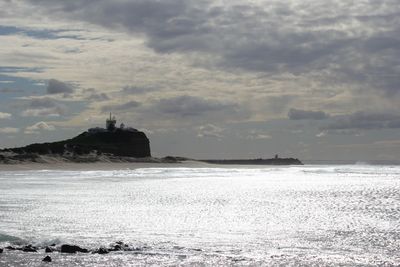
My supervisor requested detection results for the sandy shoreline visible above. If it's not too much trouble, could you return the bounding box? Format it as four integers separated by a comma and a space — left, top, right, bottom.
0, 160, 212, 171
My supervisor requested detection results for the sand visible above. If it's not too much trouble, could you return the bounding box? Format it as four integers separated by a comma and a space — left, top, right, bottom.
0, 160, 212, 171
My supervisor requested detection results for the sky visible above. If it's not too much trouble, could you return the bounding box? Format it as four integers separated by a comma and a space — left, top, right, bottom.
0, 0, 399, 161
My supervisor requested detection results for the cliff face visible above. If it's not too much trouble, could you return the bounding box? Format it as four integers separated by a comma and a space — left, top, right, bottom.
6, 129, 151, 158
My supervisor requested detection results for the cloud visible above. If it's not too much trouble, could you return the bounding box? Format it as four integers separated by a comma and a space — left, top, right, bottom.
101, 100, 141, 112
47, 79, 74, 94
322, 111, 400, 130
316, 129, 363, 137
0, 127, 19, 134
244, 129, 272, 140
0, 88, 23, 93
246, 133, 272, 140
21, 98, 66, 117
197, 124, 224, 138
288, 108, 330, 120
122, 86, 159, 95
81, 88, 110, 101
156, 95, 238, 117
19, 0, 400, 96
0, 112, 12, 119
25, 121, 55, 134
86, 92, 110, 101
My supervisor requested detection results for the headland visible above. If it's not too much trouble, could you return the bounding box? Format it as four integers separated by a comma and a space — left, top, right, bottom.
0, 114, 302, 166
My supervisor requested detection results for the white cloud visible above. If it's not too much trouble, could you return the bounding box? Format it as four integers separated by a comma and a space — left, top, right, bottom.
197, 124, 224, 138
21, 108, 62, 117
0, 127, 19, 134
252, 134, 272, 140
0, 112, 12, 119
25, 121, 55, 134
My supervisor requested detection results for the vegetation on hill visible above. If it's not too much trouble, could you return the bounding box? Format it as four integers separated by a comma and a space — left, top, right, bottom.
2, 129, 151, 158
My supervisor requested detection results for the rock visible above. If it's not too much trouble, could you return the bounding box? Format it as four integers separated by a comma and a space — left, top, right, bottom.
50, 243, 56, 247
22, 245, 37, 252
60, 244, 89, 254
5, 129, 151, 158
42, 256, 52, 262
0, 248, 3, 253
45, 247, 54, 253
93, 247, 109, 254
123, 246, 142, 252
109, 244, 122, 251
5, 246, 16, 250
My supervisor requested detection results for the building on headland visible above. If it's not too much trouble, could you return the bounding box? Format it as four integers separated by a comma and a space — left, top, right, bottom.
88, 113, 138, 134
2, 113, 151, 159
106, 113, 117, 131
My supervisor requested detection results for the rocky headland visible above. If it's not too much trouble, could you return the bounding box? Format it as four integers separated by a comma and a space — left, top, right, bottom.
0, 115, 302, 165
0, 128, 151, 164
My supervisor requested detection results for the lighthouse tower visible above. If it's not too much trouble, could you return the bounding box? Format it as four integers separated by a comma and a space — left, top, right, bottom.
106, 113, 117, 131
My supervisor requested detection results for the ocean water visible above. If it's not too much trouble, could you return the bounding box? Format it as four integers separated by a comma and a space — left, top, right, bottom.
0, 165, 399, 266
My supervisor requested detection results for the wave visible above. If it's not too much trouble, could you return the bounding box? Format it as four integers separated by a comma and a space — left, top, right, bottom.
0, 233, 65, 248
0, 233, 24, 244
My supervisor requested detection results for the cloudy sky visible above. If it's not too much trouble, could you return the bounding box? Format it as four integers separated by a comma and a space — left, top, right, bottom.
0, 0, 400, 161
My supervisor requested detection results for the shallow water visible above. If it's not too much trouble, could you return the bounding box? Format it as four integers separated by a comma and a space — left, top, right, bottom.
0, 165, 399, 266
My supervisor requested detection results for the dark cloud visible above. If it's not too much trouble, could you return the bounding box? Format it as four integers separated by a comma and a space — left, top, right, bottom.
47, 79, 74, 94
156, 95, 238, 117
22, 98, 66, 117
267, 95, 296, 115
288, 108, 330, 120
86, 92, 110, 101
20, 0, 400, 96
122, 86, 158, 95
101, 100, 141, 112
29, 98, 59, 108
322, 111, 400, 130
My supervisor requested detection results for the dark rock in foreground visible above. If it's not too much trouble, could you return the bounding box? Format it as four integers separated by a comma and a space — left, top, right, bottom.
0, 248, 3, 253
22, 245, 37, 252
45, 247, 54, 253
60, 244, 89, 254
42, 255, 52, 262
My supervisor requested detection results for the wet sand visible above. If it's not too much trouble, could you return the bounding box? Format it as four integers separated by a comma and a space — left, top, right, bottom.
0, 160, 211, 171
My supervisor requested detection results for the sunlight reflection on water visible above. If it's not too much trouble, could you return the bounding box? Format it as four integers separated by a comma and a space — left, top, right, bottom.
0, 165, 399, 266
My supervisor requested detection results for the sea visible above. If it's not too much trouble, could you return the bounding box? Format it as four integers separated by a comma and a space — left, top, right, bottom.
0, 164, 399, 266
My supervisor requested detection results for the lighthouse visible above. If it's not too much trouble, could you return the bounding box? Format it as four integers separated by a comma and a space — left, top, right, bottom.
106, 113, 117, 131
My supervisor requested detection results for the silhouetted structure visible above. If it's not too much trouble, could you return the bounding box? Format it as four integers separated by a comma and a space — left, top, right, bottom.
106, 113, 117, 131
4, 114, 151, 158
